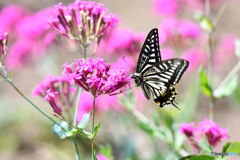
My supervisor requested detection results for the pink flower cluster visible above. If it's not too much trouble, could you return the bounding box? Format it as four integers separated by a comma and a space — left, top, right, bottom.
48, 1, 118, 47
62, 57, 131, 97
179, 118, 229, 147
153, 0, 226, 17
98, 28, 145, 56
0, 5, 56, 69
158, 18, 201, 47
32, 75, 77, 113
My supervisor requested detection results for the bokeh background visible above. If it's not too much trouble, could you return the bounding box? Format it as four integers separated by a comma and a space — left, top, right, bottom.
0, 0, 240, 160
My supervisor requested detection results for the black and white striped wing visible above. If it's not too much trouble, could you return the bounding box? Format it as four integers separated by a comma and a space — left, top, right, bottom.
142, 59, 189, 85
140, 59, 189, 100
136, 28, 161, 73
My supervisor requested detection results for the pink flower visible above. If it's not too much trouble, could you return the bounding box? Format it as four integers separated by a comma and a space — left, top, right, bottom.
195, 118, 229, 146
43, 89, 62, 117
5, 8, 56, 69
177, 21, 201, 38
181, 0, 227, 12
47, 0, 118, 46
161, 48, 174, 60
98, 28, 145, 56
181, 47, 206, 70
63, 57, 131, 97
153, 0, 179, 17
77, 92, 121, 121
96, 154, 110, 160
0, 5, 28, 33
214, 34, 236, 67
159, 18, 201, 48
179, 122, 195, 138
32, 75, 77, 111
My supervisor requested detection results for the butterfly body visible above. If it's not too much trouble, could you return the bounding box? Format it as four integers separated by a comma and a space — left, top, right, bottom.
131, 28, 189, 109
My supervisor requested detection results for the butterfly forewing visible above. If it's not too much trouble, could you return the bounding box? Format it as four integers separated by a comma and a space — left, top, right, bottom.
137, 28, 161, 73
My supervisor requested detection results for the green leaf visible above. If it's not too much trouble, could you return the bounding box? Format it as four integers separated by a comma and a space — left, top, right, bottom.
194, 12, 213, 32
157, 126, 173, 145
235, 39, 240, 58
189, 155, 215, 160
9, 71, 13, 78
76, 128, 92, 139
92, 123, 100, 138
52, 122, 76, 139
227, 141, 240, 155
222, 142, 231, 158
77, 111, 91, 129
214, 75, 238, 98
99, 144, 114, 159
195, 136, 213, 154
137, 121, 154, 135
199, 67, 213, 97
174, 130, 185, 151
151, 111, 160, 126
118, 91, 135, 111
180, 155, 216, 160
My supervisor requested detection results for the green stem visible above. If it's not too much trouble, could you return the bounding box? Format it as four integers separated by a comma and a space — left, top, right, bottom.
74, 88, 82, 126
205, 0, 215, 121
215, 61, 240, 91
72, 136, 80, 160
71, 87, 82, 160
213, 0, 231, 28
83, 45, 87, 61
91, 96, 96, 160
7, 79, 60, 125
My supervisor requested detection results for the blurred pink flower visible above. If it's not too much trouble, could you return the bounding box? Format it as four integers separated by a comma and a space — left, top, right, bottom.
0, 5, 29, 34
179, 119, 228, 147
96, 154, 110, 160
161, 48, 174, 60
16, 8, 54, 39
159, 18, 201, 48
98, 28, 144, 56
5, 40, 33, 68
153, 0, 179, 17
214, 34, 236, 67
77, 91, 121, 121
181, 0, 227, 12
195, 118, 229, 146
32, 74, 77, 111
4, 8, 56, 69
111, 57, 135, 73
181, 47, 206, 70
177, 21, 201, 38
179, 122, 195, 138
63, 57, 131, 97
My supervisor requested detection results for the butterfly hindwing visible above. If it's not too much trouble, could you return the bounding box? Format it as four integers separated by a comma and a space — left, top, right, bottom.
142, 59, 189, 85
137, 28, 161, 73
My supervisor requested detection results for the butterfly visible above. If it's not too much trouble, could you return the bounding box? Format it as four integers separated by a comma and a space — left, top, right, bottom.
130, 28, 189, 109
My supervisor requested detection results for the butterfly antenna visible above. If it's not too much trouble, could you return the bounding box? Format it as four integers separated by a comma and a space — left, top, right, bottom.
123, 56, 134, 73
172, 101, 180, 110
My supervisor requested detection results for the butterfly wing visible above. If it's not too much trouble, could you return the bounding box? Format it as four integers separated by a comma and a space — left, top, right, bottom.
142, 59, 189, 85
140, 59, 189, 107
136, 28, 161, 73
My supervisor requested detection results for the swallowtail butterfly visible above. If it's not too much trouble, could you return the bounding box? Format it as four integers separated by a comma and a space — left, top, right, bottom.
130, 28, 189, 109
